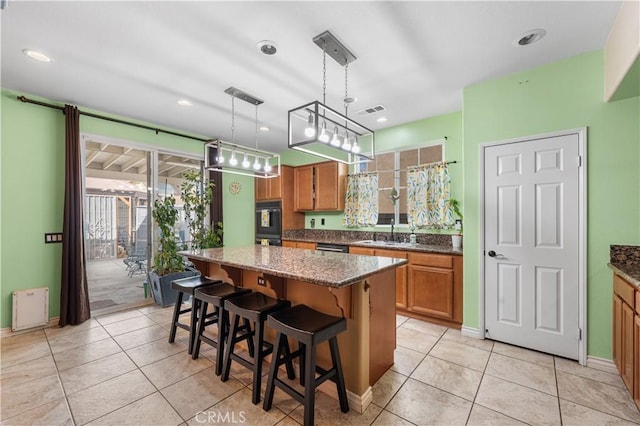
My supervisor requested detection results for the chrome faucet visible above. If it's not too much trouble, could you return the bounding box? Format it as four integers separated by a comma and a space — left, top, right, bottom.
390, 218, 395, 242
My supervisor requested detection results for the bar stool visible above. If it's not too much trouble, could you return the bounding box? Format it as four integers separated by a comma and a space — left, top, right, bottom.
168, 275, 222, 355
263, 304, 349, 426
221, 292, 296, 404
192, 283, 252, 375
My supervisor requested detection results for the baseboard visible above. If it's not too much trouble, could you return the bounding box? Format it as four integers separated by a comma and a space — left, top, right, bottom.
460, 325, 483, 339
0, 316, 59, 339
586, 356, 618, 374
318, 381, 372, 414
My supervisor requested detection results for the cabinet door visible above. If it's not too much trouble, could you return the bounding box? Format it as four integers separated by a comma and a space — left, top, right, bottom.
375, 249, 408, 309
315, 162, 343, 211
269, 175, 282, 200
408, 265, 454, 319
614, 296, 623, 373
255, 178, 269, 201
635, 314, 640, 406
623, 302, 635, 392
349, 246, 375, 255
294, 165, 314, 211
282, 240, 296, 248
295, 242, 316, 250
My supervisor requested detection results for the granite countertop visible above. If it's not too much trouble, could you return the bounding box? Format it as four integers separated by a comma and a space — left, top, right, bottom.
609, 263, 640, 288
180, 246, 407, 288
284, 236, 463, 256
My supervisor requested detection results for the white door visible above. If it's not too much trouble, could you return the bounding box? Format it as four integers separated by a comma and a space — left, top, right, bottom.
484, 133, 581, 359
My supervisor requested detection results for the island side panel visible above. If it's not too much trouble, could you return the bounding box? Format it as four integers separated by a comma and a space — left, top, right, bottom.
286, 279, 370, 396
368, 268, 397, 385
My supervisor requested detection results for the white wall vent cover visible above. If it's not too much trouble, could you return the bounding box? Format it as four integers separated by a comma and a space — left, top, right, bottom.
12, 287, 49, 331
357, 105, 386, 116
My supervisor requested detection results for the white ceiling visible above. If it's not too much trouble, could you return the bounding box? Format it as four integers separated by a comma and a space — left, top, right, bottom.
1, 1, 621, 153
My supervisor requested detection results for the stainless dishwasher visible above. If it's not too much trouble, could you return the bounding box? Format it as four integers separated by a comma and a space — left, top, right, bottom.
315, 243, 349, 253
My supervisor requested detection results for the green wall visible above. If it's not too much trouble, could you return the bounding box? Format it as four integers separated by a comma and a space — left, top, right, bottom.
280, 111, 464, 232
0, 90, 254, 328
462, 50, 640, 359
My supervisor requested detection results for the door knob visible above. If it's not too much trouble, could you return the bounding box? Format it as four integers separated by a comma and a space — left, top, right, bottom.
488, 250, 503, 258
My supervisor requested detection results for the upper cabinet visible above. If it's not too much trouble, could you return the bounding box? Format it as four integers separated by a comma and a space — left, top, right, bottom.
294, 161, 347, 212
255, 165, 304, 230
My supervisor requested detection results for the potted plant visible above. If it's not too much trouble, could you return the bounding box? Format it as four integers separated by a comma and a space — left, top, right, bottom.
148, 193, 198, 307
180, 170, 223, 251
449, 198, 463, 249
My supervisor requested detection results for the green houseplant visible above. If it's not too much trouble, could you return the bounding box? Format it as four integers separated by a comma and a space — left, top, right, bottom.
180, 170, 223, 251
449, 198, 463, 249
148, 192, 198, 307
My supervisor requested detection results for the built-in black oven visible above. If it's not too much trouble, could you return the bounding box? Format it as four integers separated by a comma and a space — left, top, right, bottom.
256, 200, 282, 243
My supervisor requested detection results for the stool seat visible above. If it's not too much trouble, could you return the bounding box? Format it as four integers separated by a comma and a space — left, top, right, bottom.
168, 275, 222, 355
222, 292, 295, 404
267, 304, 346, 346
264, 304, 349, 426
171, 275, 219, 295
192, 284, 252, 375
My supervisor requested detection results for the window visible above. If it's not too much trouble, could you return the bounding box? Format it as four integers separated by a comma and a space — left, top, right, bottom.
361, 142, 443, 225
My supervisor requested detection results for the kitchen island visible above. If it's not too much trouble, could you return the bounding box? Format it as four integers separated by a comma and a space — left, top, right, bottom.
181, 245, 407, 413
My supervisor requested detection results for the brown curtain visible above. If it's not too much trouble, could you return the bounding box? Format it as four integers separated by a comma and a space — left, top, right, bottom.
59, 104, 91, 326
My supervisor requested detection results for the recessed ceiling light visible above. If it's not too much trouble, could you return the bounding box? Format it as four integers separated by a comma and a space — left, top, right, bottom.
257, 40, 278, 55
376, 117, 388, 123
177, 99, 193, 107
514, 29, 547, 46
259, 126, 270, 132
23, 49, 52, 62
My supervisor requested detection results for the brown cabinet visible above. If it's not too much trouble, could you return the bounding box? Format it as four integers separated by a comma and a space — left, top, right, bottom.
256, 165, 304, 231
349, 245, 463, 326
407, 252, 463, 328
294, 161, 347, 211
613, 272, 640, 406
282, 240, 316, 250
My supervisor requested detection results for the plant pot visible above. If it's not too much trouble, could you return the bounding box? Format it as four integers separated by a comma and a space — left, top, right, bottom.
148, 270, 199, 307
452, 235, 463, 249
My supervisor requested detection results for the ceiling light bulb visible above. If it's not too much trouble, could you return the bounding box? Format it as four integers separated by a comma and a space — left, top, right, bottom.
253, 157, 262, 170
264, 162, 272, 173
259, 126, 270, 132
242, 153, 250, 168
229, 150, 238, 166
352, 141, 360, 154
304, 113, 316, 138
342, 133, 352, 151
330, 128, 341, 147
177, 99, 192, 107
22, 49, 52, 62
318, 122, 330, 143
376, 117, 388, 123
216, 153, 225, 164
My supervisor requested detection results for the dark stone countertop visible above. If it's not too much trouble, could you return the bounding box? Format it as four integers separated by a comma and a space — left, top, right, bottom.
609, 263, 640, 288
180, 246, 407, 288
283, 236, 463, 256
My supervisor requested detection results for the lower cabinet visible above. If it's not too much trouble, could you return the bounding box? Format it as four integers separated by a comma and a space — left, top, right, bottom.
282, 240, 316, 250
350, 246, 462, 328
613, 272, 640, 408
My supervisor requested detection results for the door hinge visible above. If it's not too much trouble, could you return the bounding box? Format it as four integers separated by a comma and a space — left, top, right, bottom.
576, 155, 582, 167
578, 328, 582, 341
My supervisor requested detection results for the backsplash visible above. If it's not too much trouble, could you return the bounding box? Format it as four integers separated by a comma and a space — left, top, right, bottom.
611, 245, 640, 266
283, 229, 453, 246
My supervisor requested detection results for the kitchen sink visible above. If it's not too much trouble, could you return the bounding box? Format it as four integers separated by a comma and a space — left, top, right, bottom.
353, 240, 412, 247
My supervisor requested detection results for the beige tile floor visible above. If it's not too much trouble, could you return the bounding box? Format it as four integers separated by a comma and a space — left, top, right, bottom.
2, 308, 639, 426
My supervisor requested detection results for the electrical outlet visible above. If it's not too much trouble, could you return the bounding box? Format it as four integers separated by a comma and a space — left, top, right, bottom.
257, 276, 266, 287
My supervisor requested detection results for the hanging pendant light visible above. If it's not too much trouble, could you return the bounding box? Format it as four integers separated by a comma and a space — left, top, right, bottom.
205, 87, 280, 178
288, 30, 375, 165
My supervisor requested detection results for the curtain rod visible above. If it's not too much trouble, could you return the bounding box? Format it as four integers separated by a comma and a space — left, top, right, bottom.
17, 95, 210, 143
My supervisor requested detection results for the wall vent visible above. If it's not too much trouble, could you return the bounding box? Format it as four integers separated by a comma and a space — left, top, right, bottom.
12, 287, 49, 331
357, 105, 386, 116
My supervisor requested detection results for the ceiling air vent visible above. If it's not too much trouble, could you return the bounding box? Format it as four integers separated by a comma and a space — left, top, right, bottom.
357, 105, 386, 116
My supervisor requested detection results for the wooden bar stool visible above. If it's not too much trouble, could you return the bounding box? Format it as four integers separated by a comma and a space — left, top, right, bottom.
263, 304, 349, 426
168, 275, 222, 355
192, 283, 252, 375
221, 292, 296, 404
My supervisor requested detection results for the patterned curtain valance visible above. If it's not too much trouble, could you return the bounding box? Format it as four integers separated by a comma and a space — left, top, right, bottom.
343, 172, 379, 228
407, 162, 454, 228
